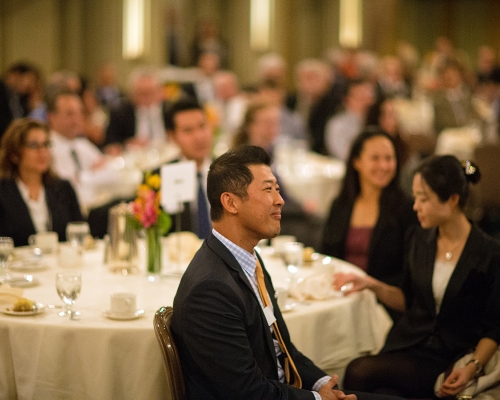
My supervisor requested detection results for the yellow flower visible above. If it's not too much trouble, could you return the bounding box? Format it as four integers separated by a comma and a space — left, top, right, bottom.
146, 174, 161, 190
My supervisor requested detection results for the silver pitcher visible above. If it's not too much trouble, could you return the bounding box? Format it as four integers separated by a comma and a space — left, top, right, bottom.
106, 202, 138, 274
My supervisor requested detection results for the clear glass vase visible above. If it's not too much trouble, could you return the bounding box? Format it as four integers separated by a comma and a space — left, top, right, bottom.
145, 227, 162, 277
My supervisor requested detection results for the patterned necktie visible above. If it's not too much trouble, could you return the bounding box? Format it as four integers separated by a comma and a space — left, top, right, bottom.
70, 149, 82, 171
255, 259, 302, 388
196, 172, 211, 239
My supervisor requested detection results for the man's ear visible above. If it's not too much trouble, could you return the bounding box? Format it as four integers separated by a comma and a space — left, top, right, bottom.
220, 192, 238, 215
10, 154, 19, 164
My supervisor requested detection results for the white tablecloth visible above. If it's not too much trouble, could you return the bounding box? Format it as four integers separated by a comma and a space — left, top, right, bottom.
0, 243, 392, 400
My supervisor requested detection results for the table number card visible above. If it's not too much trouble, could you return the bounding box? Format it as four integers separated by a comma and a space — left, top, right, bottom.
160, 161, 196, 214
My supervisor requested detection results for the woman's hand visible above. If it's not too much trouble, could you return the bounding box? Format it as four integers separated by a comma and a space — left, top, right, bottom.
437, 364, 476, 397
333, 272, 370, 295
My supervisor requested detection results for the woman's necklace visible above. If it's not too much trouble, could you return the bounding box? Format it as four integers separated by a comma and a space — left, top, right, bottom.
441, 237, 465, 261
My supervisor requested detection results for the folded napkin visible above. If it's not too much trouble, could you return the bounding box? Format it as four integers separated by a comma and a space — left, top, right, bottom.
0, 285, 24, 305
288, 273, 334, 301
165, 232, 203, 263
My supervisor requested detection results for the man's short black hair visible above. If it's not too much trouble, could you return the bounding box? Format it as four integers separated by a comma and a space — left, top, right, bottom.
165, 98, 204, 131
207, 145, 271, 222
6, 62, 36, 75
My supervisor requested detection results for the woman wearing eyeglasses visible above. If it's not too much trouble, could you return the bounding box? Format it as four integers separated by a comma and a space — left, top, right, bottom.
0, 118, 83, 246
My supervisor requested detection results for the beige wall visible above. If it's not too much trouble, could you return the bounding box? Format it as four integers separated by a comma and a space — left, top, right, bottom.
2, 0, 500, 88
1, 0, 61, 78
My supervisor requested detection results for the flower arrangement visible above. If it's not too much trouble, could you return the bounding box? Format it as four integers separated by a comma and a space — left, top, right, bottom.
130, 173, 171, 274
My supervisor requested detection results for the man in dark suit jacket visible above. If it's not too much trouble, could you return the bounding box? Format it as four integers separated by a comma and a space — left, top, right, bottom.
172, 145, 398, 400
104, 67, 169, 153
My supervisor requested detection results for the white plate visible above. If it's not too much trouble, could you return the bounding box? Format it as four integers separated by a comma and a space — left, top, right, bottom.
7, 275, 40, 288
0, 303, 46, 316
9, 259, 48, 272
103, 309, 145, 320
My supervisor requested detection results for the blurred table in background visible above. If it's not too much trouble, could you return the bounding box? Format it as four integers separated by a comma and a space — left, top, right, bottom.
434, 125, 483, 160
275, 145, 345, 218
80, 141, 180, 212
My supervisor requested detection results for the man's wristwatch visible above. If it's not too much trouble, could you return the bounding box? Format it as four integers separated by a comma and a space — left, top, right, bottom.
465, 358, 484, 378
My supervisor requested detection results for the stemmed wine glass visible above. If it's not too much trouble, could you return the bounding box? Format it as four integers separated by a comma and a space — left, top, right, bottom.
56, 272, 82, 320
0, 237, 14, 283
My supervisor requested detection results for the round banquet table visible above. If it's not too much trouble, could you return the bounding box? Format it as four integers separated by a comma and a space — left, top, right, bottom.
0, 241, 392, 400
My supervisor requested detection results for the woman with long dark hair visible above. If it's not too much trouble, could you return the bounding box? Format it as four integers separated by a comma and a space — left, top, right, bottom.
321, 128, 417, 287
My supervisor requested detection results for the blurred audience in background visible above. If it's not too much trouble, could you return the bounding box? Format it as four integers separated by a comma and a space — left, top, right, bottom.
94, 63, 125, 111
325, 79, 375, 161
47, 90, 104, 209
0, 63, 42, 136
104, 67, 169, 154
257, 79, 307, 148
432, 58, 482, 135
2, 27, 500, 243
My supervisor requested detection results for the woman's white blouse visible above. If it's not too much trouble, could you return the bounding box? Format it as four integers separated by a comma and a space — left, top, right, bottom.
432, 259, 457, 314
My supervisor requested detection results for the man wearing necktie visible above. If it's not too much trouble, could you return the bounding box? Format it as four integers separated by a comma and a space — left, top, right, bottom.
164, 98, 213, 239
172, 146, 399, 400
47, 90, 104, 210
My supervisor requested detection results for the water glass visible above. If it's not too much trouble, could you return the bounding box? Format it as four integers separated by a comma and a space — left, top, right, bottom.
66, 222, 90, 253
283, 242, 303, 284
56, 272, 82, 319
0, 237, 14, 283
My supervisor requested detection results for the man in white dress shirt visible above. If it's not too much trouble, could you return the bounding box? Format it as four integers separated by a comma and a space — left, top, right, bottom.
47, 89, 104, 209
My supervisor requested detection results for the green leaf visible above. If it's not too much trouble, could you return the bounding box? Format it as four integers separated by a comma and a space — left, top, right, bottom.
156, 211, 172, 236
127, 214, 143, 231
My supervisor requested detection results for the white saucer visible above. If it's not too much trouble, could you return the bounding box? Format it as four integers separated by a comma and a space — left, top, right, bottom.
9, 259, 48, 272
7, 275, 40, 288
103, 309, 145, 320
0, 303, 46, 316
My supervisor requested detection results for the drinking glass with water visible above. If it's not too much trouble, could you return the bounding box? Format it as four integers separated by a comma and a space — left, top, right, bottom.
0, 237, 14, 283
66, 222, 90, 254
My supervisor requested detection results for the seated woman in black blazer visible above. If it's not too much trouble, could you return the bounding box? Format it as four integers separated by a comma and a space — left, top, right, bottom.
321, 128, 417, 288
334, 155, 500, 398
0, 118, 83, 246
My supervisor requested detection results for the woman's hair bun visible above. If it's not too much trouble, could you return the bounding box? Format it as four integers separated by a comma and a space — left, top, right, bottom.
461, 160, 481, 184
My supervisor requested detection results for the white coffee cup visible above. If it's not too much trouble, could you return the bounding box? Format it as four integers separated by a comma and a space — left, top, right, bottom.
28, 231, 59, 254
110, 292, 136, 316
274, 285, 289, 309
271, 235, 297, 255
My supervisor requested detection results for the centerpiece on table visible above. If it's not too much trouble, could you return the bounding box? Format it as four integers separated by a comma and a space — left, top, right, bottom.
129, 173, 171, 275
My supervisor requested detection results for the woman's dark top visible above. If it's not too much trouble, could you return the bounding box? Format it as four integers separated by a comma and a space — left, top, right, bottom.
0, 178, 84, 246
382, 224, 500, 359
321, 190, 417, 286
